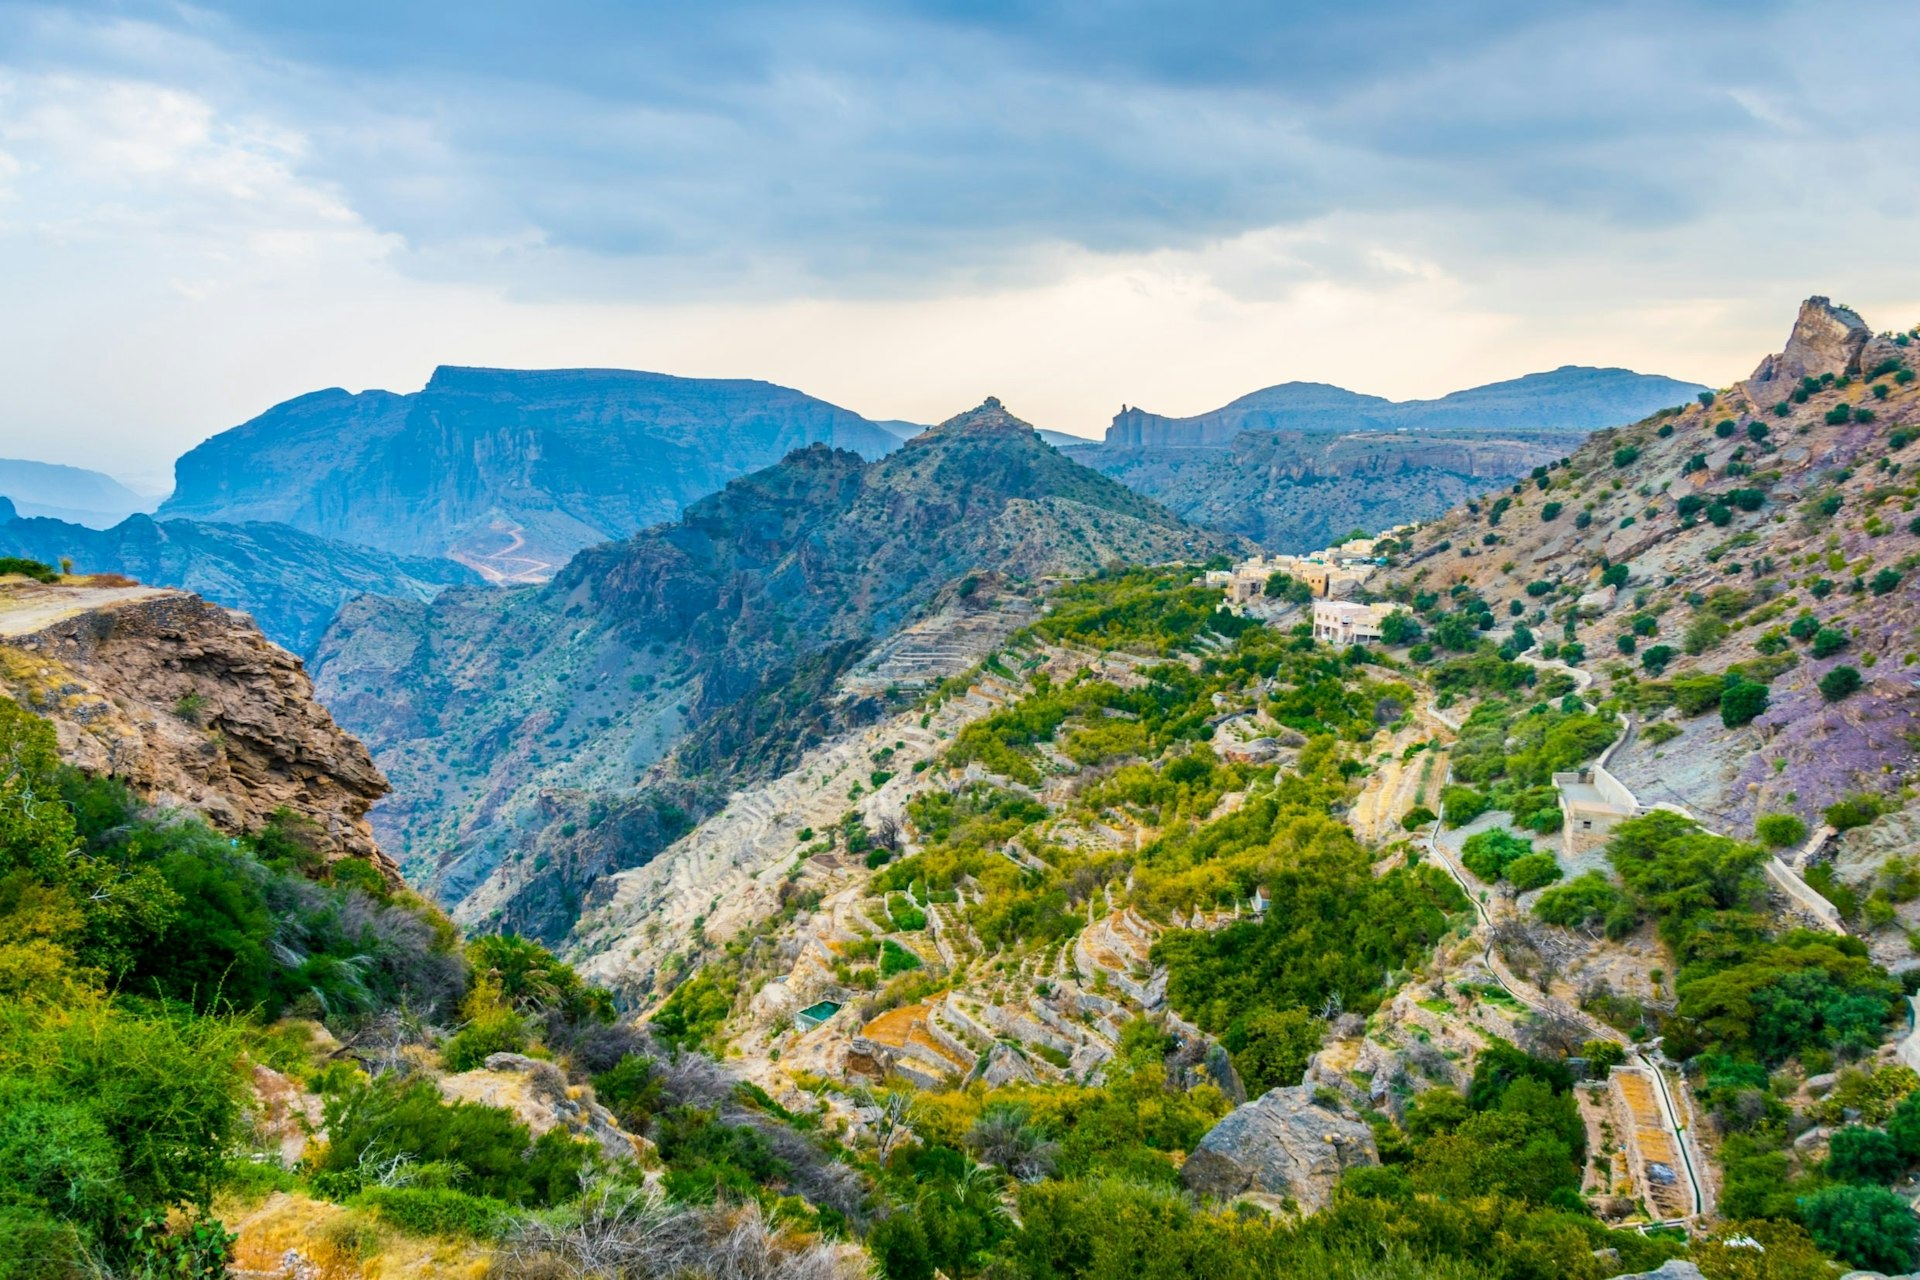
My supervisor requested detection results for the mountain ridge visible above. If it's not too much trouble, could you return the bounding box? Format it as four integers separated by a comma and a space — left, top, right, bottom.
311, 400, 1239, 942
159, 365, 911, 578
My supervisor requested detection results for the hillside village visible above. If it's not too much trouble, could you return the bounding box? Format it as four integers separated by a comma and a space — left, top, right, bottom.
4, 297, 1920, 1280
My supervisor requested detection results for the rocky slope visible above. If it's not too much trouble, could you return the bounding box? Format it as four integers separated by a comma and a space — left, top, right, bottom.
1069, 429, 1568, 550
1377, 297, 1920, 936
311, 401, 1236, 943
160, 365, 907, 579
0, 503, 479, 655
0, 579, 397, 877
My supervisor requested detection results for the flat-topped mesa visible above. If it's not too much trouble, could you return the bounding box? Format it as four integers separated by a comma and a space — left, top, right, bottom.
1745, 295, 1872, 393
921, 396, 1038, 438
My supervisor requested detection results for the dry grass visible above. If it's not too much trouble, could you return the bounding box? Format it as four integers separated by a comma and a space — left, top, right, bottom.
223, 1191, 494, 1280
489, 1189, 870, 1280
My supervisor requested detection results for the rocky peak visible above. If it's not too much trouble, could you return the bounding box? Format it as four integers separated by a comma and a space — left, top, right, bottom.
923, 397, 1036, 438
1745, 294, 1872, 391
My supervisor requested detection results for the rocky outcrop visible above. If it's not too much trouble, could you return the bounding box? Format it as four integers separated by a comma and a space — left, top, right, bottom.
0, 511, 478, 655
1745, 295, 1872, 393
0, 585, 396, 877
438, 1052, 641, 1160
1180, 1085, 1378, 1212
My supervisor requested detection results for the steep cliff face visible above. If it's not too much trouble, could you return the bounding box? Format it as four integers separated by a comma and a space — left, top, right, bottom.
0, 511, 479, 655
1071, 430, 1569, 550
312, 400, 1237, 941
160, 366, 908, 579
0, 582, 396, 879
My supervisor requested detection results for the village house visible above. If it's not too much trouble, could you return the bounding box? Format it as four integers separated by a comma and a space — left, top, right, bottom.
1311, 599, 1397, 645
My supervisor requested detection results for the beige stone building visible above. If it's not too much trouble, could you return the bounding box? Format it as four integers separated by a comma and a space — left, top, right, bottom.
1311, 600, 1397, 645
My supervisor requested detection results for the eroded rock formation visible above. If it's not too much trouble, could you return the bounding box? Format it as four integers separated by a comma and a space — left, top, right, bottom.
1181, 1085, 1378, 1212
0, 584, 396, 878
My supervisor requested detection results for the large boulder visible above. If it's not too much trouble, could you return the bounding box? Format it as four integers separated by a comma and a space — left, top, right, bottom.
439, 1052, 640, 1159
1745, 296, 1871, 394
1180, 1085, 1377, 1213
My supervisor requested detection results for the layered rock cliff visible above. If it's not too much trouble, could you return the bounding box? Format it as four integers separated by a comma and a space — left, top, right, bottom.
159, 365, 909, 579
0, 581, 396, 878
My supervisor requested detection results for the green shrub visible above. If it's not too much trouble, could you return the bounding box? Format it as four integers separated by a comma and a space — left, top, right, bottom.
1400, 805, 1436, 831
1505, 853, 1563, 892
1819, 666, 1863, 702
354, 1186, 513, 1239
0, 556, 58, 582
1811, 627, 1849, 659
1460, 830, 1534, 882
1441, 785, 1489, 828
1754, 814, 1808, 849
1826, 793, 1890, 832
1612, 446, 1639, 468
1870, 568, 1903, 596
1533, 872, 1637, 938
1799, 1183, 1917, 1272
1719, 679, 1770, 728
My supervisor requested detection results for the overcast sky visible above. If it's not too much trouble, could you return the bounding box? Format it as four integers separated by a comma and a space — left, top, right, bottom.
2, 0, 1917, 486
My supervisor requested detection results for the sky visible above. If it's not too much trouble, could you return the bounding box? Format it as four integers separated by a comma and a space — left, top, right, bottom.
2, 1, 1918, 488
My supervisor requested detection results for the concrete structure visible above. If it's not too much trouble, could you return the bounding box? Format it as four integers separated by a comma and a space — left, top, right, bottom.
1554, 768, 1637, 850
1312, 600, 1396, 646
1211, 549, 1381, 610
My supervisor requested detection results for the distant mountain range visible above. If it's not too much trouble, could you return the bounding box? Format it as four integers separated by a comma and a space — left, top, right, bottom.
158, 366, 911, 579
1067, 366, 1708, 548
0, 458, 157, 527
0, 499, 478, 655
1102, 366, 1709, 447
311, 399, 1235, 941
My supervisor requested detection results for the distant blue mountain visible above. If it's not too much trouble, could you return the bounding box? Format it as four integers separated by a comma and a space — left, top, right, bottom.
1103, 365, 1710, 447
160, 366, 908, 579
0, 458, 155, 527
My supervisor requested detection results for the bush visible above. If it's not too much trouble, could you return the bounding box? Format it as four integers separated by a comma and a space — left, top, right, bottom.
1719, 679, 1769, 728
1754, 813, 1808, 849
0, 556, 58, 582
1441, 786, 1488, 828
1612, 446, 1640, 468
1825, 793, 1889, 832
1461, 830, 1533, 882
1400, 805, 1436, 831
1799, 1183, 1917, 1272
1819, 666, 1863, 702
1640, 645, 1675, 676
1505, 853, 1563, 892
1715, 419, 1736, 438
1828, 1125, 1904, 1184
317, 1076, 558, 1205
1811, 627, 1849, 659
355, 1186, 513, 1238
1534, 872, 1637, 938
1871, 568, 1903, 596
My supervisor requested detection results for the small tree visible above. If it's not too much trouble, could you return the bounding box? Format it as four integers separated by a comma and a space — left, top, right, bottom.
1754, 813, 1807, 849
1820, 666, 1863, 702
1720, 679, 1769, 728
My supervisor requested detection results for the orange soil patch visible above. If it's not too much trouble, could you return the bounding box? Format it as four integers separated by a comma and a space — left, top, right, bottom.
862, 1003, 929, 1047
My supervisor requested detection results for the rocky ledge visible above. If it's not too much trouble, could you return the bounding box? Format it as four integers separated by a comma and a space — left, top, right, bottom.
0, 583, 397, 878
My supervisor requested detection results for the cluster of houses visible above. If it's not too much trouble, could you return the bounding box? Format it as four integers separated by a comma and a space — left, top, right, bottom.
1203, 532, 1411, 645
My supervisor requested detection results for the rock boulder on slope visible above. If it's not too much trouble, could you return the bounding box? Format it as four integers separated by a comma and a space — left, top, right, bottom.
1180, 1085, 1378, 1212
